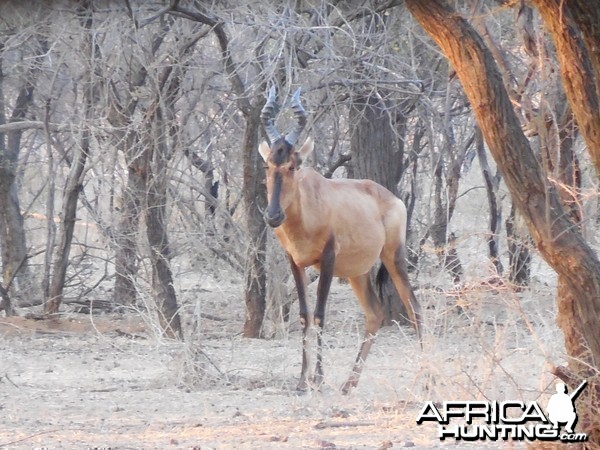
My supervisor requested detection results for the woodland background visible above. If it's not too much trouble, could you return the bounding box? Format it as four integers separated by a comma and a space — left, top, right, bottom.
0, 0, 599, 447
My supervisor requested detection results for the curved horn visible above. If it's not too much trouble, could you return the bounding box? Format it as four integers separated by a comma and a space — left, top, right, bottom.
260, 85, 282, 144
285, 88, 307, 146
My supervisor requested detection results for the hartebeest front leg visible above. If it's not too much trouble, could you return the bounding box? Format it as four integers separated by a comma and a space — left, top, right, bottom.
313, 234, 336, 387
288, 255, 310, 391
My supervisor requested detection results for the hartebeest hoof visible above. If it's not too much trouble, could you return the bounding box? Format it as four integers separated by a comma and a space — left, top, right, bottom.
296, 374, 324, 393
296, 380, 310, 393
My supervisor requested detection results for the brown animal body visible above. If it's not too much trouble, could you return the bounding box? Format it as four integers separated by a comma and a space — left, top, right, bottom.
259, 87, 422, 393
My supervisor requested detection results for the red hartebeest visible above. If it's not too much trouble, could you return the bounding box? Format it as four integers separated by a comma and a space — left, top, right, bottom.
259, 87, 422, 393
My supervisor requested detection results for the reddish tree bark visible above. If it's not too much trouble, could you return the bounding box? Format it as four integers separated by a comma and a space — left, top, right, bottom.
531, 0, 600, 177
405, 0, 600, 441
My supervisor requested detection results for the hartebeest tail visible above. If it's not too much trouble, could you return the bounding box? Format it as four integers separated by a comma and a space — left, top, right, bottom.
259, 86, 422, 393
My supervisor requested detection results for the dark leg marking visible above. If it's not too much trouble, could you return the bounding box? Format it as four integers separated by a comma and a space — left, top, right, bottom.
288, 254, 310, 391
313, 233, 335, 387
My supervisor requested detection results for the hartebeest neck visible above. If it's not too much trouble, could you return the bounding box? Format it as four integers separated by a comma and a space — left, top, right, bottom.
279, 175, 304, 230
277, 168, 327, 240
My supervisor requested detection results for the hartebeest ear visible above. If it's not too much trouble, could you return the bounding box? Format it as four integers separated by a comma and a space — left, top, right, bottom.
295, 137, 314, 164
258, 141, 271, 162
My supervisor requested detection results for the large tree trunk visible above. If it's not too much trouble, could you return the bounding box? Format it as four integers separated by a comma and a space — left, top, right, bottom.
567, 0, 600, 101
109, 103, 146, 307
0, 46, 34, 312
349, 94, 404, 192
531, 0, 600, 177
349, 93, 410, 325
406, 0, 600, 442
242, 105, 267, 338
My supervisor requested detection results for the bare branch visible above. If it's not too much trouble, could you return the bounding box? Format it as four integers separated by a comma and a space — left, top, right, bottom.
324, 153, 351, 179
0, 121, 68, 134
184, 149, 213, 173
168, 4, 252, 114
138, 0, 180, 28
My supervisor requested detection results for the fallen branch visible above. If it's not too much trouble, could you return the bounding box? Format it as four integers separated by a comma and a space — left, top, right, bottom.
314, 420, 375, 429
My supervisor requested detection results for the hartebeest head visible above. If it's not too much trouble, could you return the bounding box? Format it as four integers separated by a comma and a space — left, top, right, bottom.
259, 86, 314, 228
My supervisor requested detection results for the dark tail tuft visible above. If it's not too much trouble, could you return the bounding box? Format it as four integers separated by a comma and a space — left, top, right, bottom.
375, 263, 411, 327
375, 263, 389, 303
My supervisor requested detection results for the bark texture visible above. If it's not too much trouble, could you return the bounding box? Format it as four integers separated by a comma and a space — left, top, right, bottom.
406, 0, 600, 441
349, 94, 410, 324
405, 0, 600, 360
242, 106, 268, 338
0, 46, 34, 309
531, 0, 600, 177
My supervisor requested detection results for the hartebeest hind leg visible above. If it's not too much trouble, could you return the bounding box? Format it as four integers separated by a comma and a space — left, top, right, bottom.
381, 244, 423, 340
342, 272, 384, 394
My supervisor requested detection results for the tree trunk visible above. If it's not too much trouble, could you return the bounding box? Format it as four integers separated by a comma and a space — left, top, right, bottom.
42, 100, 57, 306
430, 154, 464, 285
475, 127, 503, 275
567, 0, 600, 100
531, 0, 600, 177
165, 5, 269, 338
111, 122, 147, 306
242, 105, 267, 338
349, 94, 404, 193
426, 79, 469, 285
0, 46, 33, 306
505, 203, 531, 287
406, 0, 600, 442
113, 159, 145, 305
349, 93, 410, 325
140, 51, 188, 339
0, 282, 11, 316
46, 122, 91, 314
145, 157, 182, 339
108, 30, 166, 306
46, 3, 96, 314
405, 121, 426, 272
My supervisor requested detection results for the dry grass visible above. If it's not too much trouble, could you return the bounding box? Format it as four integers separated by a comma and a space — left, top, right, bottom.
0, 263, 574, 449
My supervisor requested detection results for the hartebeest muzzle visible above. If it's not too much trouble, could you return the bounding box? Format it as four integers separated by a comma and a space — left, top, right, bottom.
265, 207, 285, 228
265, 172, 285, 227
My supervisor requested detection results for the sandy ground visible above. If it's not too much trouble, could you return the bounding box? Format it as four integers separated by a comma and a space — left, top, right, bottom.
0, 276, 565, 449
